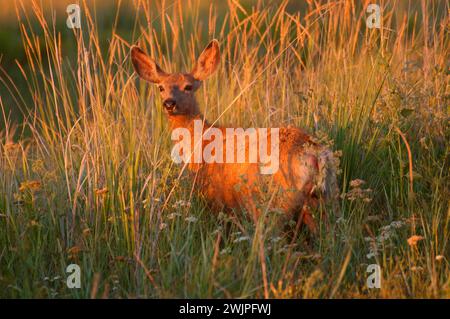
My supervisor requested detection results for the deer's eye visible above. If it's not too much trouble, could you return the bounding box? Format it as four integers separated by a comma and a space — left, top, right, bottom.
184, 85, 193, 92
158, 86, 164, 92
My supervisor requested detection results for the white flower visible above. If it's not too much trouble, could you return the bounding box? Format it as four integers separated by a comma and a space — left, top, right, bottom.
233, 236, 250, 243
271, 236, 282, 243
172, 200, 191, 208
220, 247, 231, 255
185, 216, 198, 223
366, 252, 377, 259
390, 221, 405, 229
167, 213, 181, 220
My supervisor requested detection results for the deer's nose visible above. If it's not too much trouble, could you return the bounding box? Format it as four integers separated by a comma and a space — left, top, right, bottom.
163, 99, 177, 110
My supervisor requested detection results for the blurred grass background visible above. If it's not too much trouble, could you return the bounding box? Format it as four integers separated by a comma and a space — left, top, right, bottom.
0, 0, 448, 298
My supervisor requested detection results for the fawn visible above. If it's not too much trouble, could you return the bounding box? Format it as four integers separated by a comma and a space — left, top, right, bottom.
131, 40, 339, 234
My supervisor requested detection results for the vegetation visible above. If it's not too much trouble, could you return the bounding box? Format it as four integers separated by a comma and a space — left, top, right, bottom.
0, 0, 448, 298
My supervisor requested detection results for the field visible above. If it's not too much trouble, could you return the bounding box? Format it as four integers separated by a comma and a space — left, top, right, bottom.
0, 0, 448, 298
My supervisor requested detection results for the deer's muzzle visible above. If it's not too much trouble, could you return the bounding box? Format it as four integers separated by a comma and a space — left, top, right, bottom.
163, 99, 177, 111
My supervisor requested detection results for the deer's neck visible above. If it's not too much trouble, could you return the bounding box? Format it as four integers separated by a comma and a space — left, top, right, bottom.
167, 112, 215, 172
168, 113, 204, 131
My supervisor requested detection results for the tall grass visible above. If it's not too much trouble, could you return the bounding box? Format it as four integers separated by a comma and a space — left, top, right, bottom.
0, 0, 448, 298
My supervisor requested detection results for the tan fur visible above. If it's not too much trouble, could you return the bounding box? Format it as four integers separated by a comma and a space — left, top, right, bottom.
131, 40, 339, 233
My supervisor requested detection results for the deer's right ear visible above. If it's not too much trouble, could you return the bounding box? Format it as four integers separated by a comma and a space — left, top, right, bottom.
131, 46, 166, 83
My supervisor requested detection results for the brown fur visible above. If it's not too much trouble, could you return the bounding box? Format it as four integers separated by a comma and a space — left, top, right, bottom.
131, 40, 339, 233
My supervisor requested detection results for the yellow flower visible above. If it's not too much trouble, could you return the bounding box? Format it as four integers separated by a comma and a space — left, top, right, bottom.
350, 179, 366, 188
29, 220, 41, 227
4, 142, 21, 152
82, 228, 91, 237
67, 246, 82, 255
95, 187, 108, 196
19, 180, 41, 192
407, 235, 424, 246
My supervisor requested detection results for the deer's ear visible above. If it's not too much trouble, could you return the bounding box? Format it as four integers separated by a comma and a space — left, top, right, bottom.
131, 46, 166, 83
191, 39, 220, 81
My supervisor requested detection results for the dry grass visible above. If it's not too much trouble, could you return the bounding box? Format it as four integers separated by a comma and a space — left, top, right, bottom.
0, 0, 448, 298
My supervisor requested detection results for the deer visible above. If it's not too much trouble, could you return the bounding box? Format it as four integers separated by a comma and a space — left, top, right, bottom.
130, 39, 339, 235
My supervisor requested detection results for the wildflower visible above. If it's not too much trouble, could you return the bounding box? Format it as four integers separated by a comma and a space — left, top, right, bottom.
185, 216, 198, 223
19, 180, 41, 192
95, 187, 108, 196
390, 221, 405, 229
159, 223, 167, 230
4, 142, 20, 150
364, 236, 373, 242
220, 247, 231, 255
350, 179, 366, 188
31, 159, 45, 175
271, 236, 282, 243
29, 220, 41, 227
233, 236, 250, 243
67, 246, 82, 260
407, 235, 424, 246
4, 142, 21, 155
378, 230, 392, 242
167, 213, 181, 220
172, 200, 191, 208
435, 255, 444, 261
366, 252, 377, 259
419, 137, 428, 150
343, 187, 372, 202
365, 220, 406, 259
82, 228, 91, 237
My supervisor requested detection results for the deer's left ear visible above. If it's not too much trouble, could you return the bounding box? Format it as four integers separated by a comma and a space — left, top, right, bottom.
191, 39, 220, 81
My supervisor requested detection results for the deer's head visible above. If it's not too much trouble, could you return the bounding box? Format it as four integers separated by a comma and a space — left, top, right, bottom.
131, 40, 220, 117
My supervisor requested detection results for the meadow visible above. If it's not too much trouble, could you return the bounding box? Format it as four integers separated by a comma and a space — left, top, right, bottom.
0, 0, 448, 298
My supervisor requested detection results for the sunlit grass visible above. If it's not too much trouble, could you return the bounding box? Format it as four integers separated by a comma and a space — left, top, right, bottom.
0, 0, 448, 298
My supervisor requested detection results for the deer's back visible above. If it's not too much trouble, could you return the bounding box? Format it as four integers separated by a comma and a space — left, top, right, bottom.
191, 126, 328, 219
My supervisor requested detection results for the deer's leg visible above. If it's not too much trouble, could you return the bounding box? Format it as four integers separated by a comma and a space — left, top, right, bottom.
299, 204, 317, 235
283, 203, 317, 244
